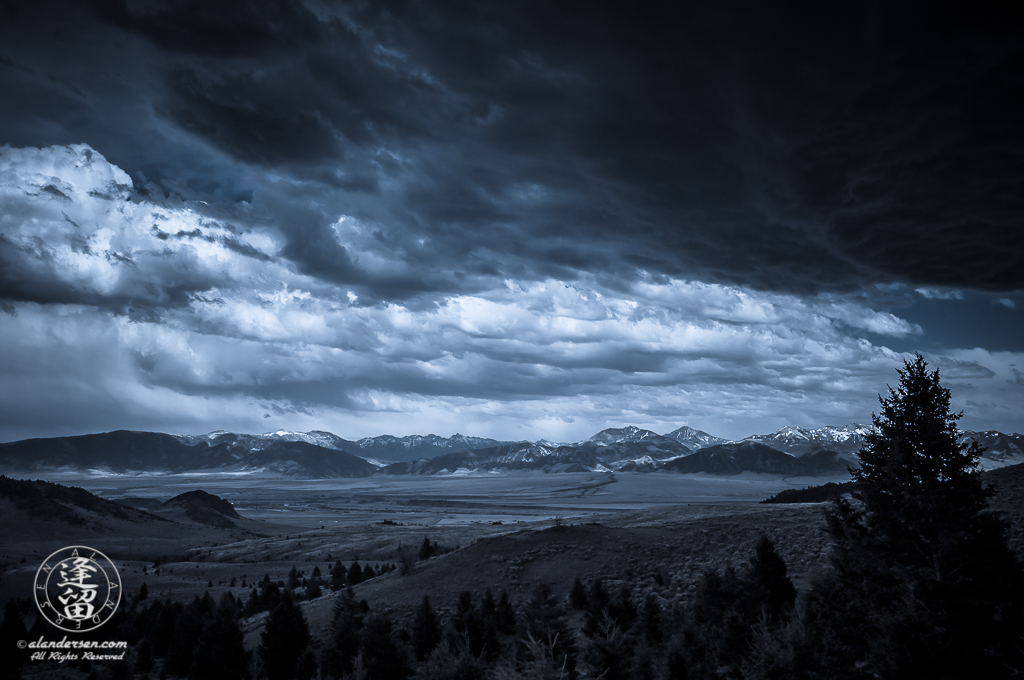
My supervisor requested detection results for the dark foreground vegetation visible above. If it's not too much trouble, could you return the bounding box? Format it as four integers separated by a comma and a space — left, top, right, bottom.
3, 355, 1022, 679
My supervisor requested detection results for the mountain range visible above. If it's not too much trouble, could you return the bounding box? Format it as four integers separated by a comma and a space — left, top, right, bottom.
0, 424, 1021, 479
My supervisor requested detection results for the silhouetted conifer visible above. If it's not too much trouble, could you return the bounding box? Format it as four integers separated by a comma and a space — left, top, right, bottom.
294, 648, 317, 680
0, 600, 28, 677
745, 535, 796, 623
480, 587, 497, 621
640, 592, 664, 644
148, 600, 181, 658
664, 636, 691, 680
190, 594, 249, 680
359, 612, 409, 680
419, 536, 436, 560
331, 560, 346, 590
608, 582, 637, 630
324, 587, 365, 678
520, 582, 575, 676
495, 588, 516, 635
166, 596, 211, 676
412, 595, 442, 661
684, 567, 748, 675
569, 575, 588, 610
258, 595, 310, 680
447, 590, 488, 657
579, 612, 634, 680
348, 561, 364, 585
134, 636, 154, 675
821, 354, 1024, 676
415, 643, 488, 680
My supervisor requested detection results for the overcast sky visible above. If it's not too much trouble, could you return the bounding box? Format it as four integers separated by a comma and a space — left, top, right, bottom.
1, 1, 1022, 443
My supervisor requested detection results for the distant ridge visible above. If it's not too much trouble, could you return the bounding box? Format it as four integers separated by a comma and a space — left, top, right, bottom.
1, 424, 1021, 478
0, 431, 377, 478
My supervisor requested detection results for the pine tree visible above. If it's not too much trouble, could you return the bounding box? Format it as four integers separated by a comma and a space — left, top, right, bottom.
569, 575, 588, 610
519, 582, 575, 676
419, 536, 436, 560
348, 561, 364, 585
446, 590, 485, 655
258, 596, 310, 680
411, 595, 442, 661
359, 613, 409, 680
165, 598, 207, 676
190, 594, 250, 680
480, 587, 497, 621
745, 535, 796, 623
640, 592, 664, 644
134, 636, 154, 675
823, 354, 1024, 676
324, 587, 365, 677
1, 600, 28, 677
495, 588, 516, 635
331, 560, 346, 590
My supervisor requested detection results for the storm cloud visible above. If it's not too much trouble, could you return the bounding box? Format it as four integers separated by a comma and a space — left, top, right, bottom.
0, 1, 1022, 442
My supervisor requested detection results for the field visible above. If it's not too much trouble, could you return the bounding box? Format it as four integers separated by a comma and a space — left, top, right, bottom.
4, 464, 1023, 678
0, 471, 846, 626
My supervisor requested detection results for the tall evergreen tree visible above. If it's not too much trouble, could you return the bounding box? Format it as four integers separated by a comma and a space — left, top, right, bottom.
495, 588, 516, 635
0, 600, 28, 677
411, 595, 442, 661
520, 582, 575, 677
190, 594, 250, 680
331, 560, 346, 590
745, 535, 796, 624
419, 536, 436, 560
324, 586, 366, 678
359, 613, 410, 680
258, 596, 310, 680
480, 587, 497, 621
822, 354, 1024, 676
165, 597, 210, 676
831, 355, 1003, 577
348, 561, 364, 585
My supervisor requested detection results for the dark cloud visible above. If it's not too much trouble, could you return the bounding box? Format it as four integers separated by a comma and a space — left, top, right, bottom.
4, 1, 1022, 300
91, 0, 322, 56
163, 67, 339, 166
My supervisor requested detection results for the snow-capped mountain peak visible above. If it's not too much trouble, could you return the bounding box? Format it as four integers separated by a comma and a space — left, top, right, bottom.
584, 426, 661, 446
662, 426, 728, 450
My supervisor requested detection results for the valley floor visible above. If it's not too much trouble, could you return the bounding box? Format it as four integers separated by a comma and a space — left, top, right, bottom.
4, 466, 1022, 678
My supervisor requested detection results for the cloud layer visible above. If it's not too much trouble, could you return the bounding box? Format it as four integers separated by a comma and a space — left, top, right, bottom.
1, 144, 1020, 442
1, 2, 1022, 441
